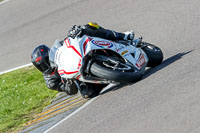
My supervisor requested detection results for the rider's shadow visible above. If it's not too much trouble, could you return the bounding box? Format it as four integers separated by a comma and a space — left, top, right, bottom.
99, 50, 194, 95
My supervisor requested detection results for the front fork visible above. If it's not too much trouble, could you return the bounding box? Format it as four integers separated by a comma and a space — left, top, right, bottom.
132, 36, 143, 47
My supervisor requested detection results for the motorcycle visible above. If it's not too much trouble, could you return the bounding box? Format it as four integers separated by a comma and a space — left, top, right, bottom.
49, 34, 163, 86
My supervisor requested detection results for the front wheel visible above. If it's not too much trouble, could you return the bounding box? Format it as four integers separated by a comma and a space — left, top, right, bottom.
90, 60, 142, 83
141, 42, 163, 67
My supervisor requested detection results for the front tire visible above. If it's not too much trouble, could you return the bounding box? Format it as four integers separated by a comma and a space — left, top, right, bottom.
141, 42, 163, 67
90, 62, 142, 83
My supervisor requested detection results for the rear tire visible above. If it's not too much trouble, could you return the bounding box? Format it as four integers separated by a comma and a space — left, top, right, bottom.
90, 62, 142, 83
141, 42, 163, 67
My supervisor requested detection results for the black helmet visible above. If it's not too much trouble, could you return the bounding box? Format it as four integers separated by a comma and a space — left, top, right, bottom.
31, 44, 50, 73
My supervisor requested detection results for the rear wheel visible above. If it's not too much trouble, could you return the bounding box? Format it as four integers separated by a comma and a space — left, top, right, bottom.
141, 42, 163, 67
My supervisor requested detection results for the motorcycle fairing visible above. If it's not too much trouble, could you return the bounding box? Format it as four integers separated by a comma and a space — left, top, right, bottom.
53, 35, 148, 80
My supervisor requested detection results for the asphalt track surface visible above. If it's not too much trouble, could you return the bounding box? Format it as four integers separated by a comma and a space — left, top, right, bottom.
1, 0, 200, 133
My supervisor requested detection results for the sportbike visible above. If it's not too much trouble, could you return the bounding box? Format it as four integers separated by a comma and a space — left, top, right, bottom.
49, 34, 163, 87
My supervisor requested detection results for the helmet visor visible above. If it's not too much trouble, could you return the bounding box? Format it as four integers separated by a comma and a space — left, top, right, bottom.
36, 61, 50, 72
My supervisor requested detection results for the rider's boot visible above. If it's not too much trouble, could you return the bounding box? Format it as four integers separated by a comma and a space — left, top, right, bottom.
79, 83, 94, 98
79, 83, 105, 98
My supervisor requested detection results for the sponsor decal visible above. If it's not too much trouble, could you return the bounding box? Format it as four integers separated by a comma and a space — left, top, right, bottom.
116, 46, 125, 52
92, 40, 113, 48
124, 54, 130, 57
121, 50, 128, 56
136, 54, 145, 68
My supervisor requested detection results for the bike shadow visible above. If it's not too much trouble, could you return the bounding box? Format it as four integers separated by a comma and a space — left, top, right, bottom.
99, 50, 194, 96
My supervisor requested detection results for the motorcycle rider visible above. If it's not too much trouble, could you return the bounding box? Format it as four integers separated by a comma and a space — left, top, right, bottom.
31, 22, 134, 98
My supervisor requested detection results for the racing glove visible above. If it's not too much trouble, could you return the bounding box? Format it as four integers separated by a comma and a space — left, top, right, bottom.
67, 25, 82, 38
123, 30, 135, 40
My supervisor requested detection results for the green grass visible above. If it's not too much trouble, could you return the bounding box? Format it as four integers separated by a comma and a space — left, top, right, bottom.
0, 0, 4, 3
0, 66, 58, 133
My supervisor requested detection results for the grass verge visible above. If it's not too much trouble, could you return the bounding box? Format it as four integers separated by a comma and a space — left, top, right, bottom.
0, 66, 58, 133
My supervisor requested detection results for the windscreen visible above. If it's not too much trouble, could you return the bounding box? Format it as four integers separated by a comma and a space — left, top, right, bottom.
49, 40, 62, 68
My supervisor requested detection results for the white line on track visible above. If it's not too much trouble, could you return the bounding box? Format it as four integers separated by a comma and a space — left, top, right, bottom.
0, 63, 32, 75
43, 84, 116, 133
0, 0, 10, 5
43, 97, 97, 133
